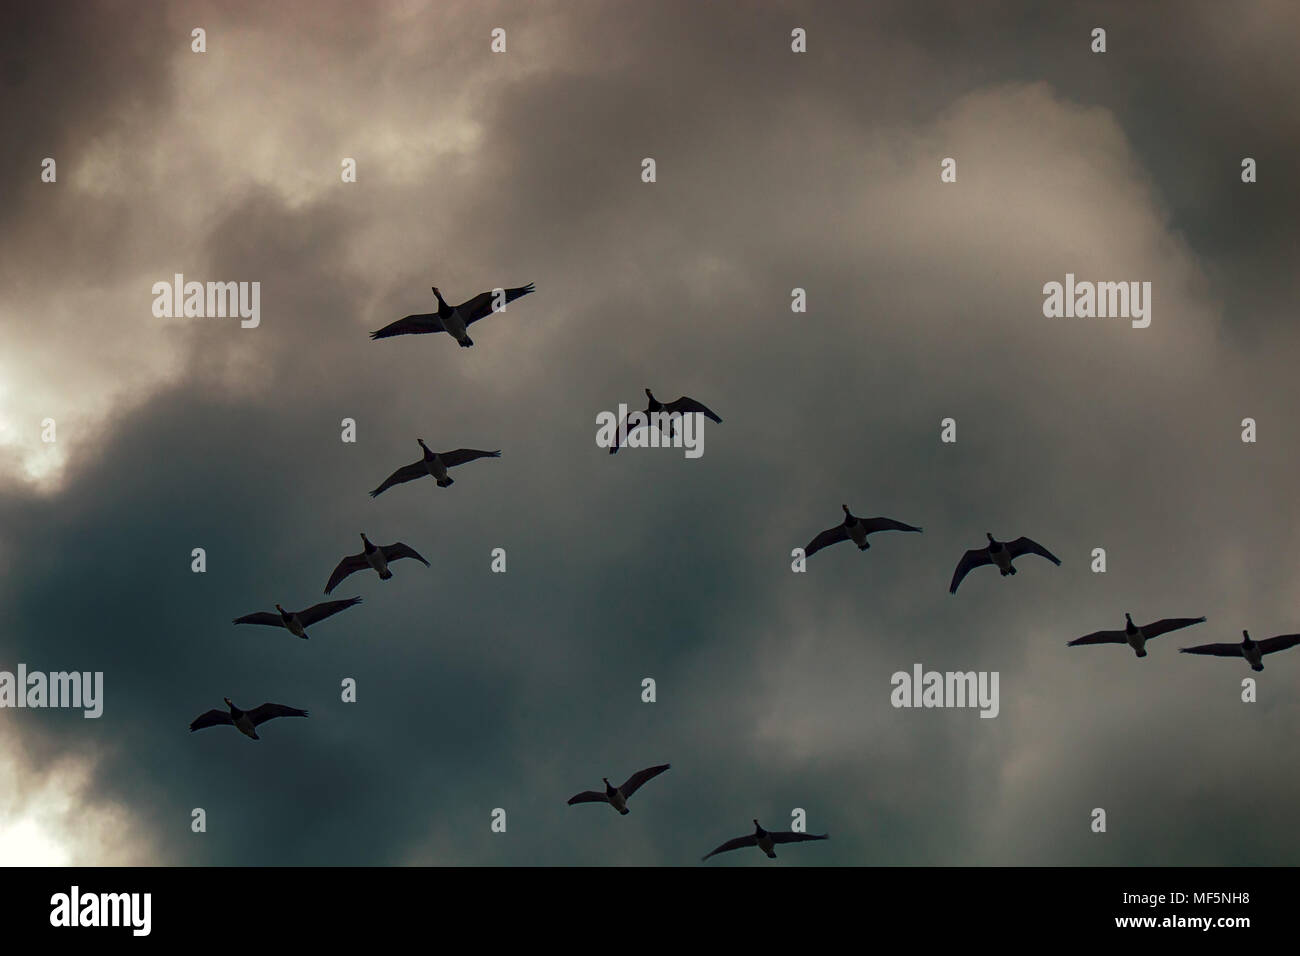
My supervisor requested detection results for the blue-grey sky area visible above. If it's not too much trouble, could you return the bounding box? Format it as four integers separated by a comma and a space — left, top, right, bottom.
1, 0, 1298, 865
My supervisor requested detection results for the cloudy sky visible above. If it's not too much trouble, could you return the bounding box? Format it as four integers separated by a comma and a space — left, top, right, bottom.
1, 0, 1298, 866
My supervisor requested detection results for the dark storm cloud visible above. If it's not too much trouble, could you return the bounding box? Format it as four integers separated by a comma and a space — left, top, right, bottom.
1, 0, 1298, 865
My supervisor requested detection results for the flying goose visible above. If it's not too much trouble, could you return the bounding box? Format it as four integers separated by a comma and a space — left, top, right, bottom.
324, 533, 430, 594
609, 389, 722, 454
567, 764, 670, 814
370, 282, 535, 347
804, 505, 923, 557
1180, 630, 1300, 671
189, 698, 309, 740
233, 596, 362, 640
370, 440, 500, 496
1068, 613, 1206, 657
949, 532, 1060, 594
702, 819, 829, 862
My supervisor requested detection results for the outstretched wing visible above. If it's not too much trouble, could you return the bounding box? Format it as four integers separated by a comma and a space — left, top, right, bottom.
861, 516, 923, 536
232, 611, 283, 628
460, 283, 535, 325
702, 835, 757, 861
369, 312, 444, 340
297, 596, 363, 627
438, 448, 501, 468
1007, 536, 1061, 565
189, 709, 233, 732
370, 461, 427, 498
770, 831, 829, 845
619, 764, 670, 798
1180, 643, 1242, 658
1141, 617, 1206, 640
804, 525, 849, 557
1259, 633, 1300, 656
949, 549, 993, 594
566, 791, 608, 806
382, 542, 430, 566
1067, 629, 1126, 647
324, 553, 369, 595
247, 703, 309, 726
608, 415, 648, 454
664, 395, 722, 424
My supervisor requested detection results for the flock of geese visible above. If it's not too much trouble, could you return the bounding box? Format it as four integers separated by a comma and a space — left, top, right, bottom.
185, 278, 1296, 865
188, 284, 523, 746
185, 282, 804, 863
802, 510, 1300, 671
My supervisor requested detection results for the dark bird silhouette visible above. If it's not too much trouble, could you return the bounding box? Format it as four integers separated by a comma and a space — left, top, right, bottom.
804, 504, 922, 557
1181, 629, 1300, 672
567, 764, 670, 814
189, 698, 308, 740
609, 388, 722, 453
370, 283, 535, 346
949, 532, 1060, 594
232, 597, 362, 640
370, 440, 500, 496
702, 819, 829, 861
325, 533, 429, 594
1068, 613, 1205, 658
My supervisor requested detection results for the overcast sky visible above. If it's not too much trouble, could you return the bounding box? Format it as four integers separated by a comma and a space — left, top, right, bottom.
1, 0, 1298, 865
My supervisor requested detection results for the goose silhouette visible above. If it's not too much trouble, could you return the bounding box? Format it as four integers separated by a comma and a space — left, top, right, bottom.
370, 282, 535, 347
324, 533, 430, 594
609, 389, 721, 454
702, 819, 829, 861
949, 532, 1060, 594
370, 440, 500, 497
189, 698, 308, 740
567, 764, 670, 814
1181, 630, 1300, 671
232, 597, 362, 640
1068, 613, 1206, 658
804, 505, 922, 557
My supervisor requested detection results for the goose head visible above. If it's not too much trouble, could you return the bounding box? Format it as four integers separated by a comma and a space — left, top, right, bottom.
1124, 612, 1135, 629
223, 696, 234, 708
417, 438, 433, 457
274, 603, 287, 615
841, 504, 852, 517
752, 818, 767, 836
644, 388, 660, 409
602, 777, 615, 794
431, 286, 447, 306
1242, 629, 1253, 645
